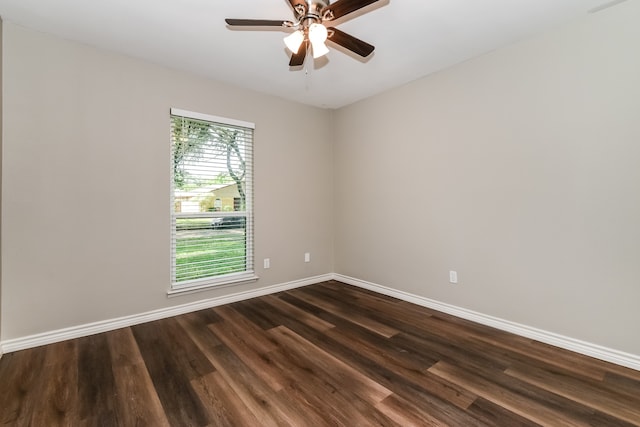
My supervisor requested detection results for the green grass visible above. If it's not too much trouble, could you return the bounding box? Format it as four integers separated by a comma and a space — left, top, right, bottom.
176, 218, 213, 229
174, 218, 247, 282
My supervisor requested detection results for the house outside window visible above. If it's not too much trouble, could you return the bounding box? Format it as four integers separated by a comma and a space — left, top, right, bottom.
169, 108, 256, 293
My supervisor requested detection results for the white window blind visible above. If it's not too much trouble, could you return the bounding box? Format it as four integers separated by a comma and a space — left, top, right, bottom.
170, 108, 255, 292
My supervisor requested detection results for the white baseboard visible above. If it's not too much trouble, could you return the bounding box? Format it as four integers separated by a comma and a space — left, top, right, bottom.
334, 274, 640, 372
3, 272, 639, 373
0, 274, 331, 353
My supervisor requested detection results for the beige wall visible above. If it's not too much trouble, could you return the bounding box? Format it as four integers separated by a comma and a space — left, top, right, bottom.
1, 22, 333, 340
2, 2, 640, 361
0, 17, 3, 356
334, 1, 640, 355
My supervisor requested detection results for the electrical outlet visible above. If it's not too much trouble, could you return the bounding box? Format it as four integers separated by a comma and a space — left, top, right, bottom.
304, 252, 310, 263
264, 258, 270, 269
449, 271, 458, 284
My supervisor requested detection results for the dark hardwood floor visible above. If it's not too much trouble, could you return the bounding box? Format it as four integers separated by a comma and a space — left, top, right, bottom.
1, 280, 639, 426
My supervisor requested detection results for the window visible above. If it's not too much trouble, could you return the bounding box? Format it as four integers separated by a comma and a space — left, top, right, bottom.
169, 108, 255, 293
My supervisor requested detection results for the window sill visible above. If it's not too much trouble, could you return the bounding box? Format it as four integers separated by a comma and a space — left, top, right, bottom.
167, 273, 259, 297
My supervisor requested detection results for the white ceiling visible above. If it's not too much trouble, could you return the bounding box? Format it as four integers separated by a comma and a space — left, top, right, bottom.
0, 0, 619, 109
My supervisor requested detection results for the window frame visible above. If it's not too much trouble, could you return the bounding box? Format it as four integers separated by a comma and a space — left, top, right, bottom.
168, 108, 257, 295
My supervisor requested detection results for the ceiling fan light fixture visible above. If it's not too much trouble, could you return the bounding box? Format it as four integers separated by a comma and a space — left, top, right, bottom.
284, 30, 304, 54
227, 0, 380, 66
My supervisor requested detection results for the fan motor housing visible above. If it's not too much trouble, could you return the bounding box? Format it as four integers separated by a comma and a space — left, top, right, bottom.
301, 0, 330, 21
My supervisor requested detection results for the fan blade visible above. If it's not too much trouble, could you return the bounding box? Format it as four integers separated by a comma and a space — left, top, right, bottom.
289, 41, 308, 66
288, 0, 306, 10
323, 0, 380, 20
327, 27, 374, 57
225, 19, 290, 27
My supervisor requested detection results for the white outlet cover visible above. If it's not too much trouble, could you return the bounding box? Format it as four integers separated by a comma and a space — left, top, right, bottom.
449, 271, 458, 283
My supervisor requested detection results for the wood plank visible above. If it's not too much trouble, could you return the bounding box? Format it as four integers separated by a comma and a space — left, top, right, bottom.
264, 346, 396, 426
29, 340, 79, 427
466, 397, 542, 427
268, 325, 392, 404
316, 280, 437, 325
0, 348, 46, 425
190, 372, 262, 427
212, 304, 279, 353
106, 328, 170, 427
506, 363, 640, 425
175, 309, 224, 353
471, 333, 608, 382
147, 317, 216, 380
325, 325, 477, 410
176, 314, 285, 426
263, 294, 335, 331
77, 334, 117, 424
532, 339, 640, 382
207, 318, 288, 392
391, 329, 511, 373
229, 299, 282, 330
131, 320, 211, 426
604, 371, 640, 400
376, 394, 449, 427
200, 342, 308, 427
293, 286, 401, 337
216, 301, 398, 425
254, 297, 486, 426
326, 285, 437, 329
429, 361, 596, 426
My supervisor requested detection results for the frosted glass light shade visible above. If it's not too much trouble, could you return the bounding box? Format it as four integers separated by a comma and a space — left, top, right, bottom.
309, 23, 329, 58
308, 23, 328, 44
284, 30, 304, 53
311, 41, 330, 58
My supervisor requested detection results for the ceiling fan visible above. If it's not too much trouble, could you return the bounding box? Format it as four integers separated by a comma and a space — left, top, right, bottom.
225, 0, 381, 66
